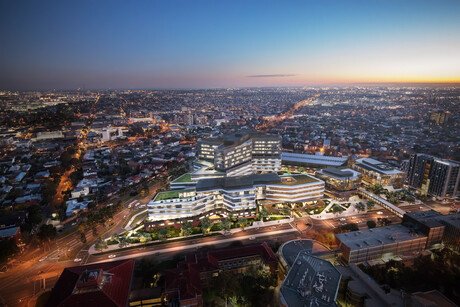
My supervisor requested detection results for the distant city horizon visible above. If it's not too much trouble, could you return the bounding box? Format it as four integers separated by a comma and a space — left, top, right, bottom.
2, 81, 460, 92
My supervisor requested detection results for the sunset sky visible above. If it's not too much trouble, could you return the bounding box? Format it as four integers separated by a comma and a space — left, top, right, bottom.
1, 0, 459, 89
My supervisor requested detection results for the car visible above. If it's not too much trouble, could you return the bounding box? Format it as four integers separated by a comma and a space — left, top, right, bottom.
38, 257, 47, 262
248, 236, 256, 240
377, 211, 383, 215
71, 222, 77, 226
73, 258, 82, 262
340, 218, 346, 221
108, 254, 116, 259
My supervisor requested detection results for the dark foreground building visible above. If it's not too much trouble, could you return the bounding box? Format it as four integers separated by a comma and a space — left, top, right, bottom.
46, 259, 135, 307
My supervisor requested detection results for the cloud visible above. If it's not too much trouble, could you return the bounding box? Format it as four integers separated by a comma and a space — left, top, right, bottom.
246, 74, 296, 78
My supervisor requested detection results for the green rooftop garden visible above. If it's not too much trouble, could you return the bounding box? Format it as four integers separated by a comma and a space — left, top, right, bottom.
173, 173, 193, 183
154, 190, 180, 201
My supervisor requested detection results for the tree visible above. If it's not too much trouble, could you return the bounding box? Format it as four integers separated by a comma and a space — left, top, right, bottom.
238, 218, 249, 230
181, 221, 193, 237
118, 236, 128, 247
367, 220, 377, 228
200, 217, 211, 234
355, 202, 366, 212
136, 259, 159, 288
213, 271, 240, 305
37, 224, 57, 242
92, 225, 98, 237
0, 239, 19, 263
166, 227, 177, 238
79, 232, 87, 243
334, 223, 359, 233
258, 208, 268, 221
95, 237, 108, 251
158, 228, 168, 241
367, 200, 375, 210
378, 217, 392, 226
221, 218, 232, 232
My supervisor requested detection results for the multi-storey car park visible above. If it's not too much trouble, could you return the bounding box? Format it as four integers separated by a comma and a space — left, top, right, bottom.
147, 173, 324, 223
335, 224, 428, 264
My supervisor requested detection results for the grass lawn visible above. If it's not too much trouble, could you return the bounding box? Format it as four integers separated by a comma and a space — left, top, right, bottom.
154, 190, 180, 201
327, 204, 345, 213
173, 173, 193, 183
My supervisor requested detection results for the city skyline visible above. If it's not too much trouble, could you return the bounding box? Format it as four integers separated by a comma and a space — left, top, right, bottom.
1, 0, 460, 90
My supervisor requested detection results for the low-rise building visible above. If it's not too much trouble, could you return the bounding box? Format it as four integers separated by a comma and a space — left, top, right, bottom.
402, 210, 460, 250
46, 259, 135, 307
164, 242, 277, 307
316, 168, 361, 192
335, 224, 427, 264
353, 157, 405, 188
280, 251, 341, 307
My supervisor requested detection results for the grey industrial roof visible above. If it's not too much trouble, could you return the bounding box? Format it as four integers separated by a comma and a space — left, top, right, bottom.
282, 152, 348, 167
322, 168, 354, 178
0, 226, 19, 238
280, 239, 313, 268
355, 158, 403, 175
404, 210, 460, 229
335, 224, 426, 251
281, 252, 341, 307
437, 213, 460, 229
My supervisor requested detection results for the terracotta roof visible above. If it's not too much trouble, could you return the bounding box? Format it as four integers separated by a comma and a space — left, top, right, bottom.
46, 259, 135, 307
165, 242, 277, 304
165, 263, 202, 301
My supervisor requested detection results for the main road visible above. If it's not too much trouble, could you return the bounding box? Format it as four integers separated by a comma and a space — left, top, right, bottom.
0, 220, 300, 307
0, 180, 164, 307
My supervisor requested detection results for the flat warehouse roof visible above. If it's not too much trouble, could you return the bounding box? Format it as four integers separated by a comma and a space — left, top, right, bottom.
336, 224, 426, 251
282, 152, 348, 166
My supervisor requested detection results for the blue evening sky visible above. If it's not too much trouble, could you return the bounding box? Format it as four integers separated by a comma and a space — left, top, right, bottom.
0, 0, 459, 89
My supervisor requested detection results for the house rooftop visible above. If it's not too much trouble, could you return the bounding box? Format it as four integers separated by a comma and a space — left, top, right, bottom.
46, 259, 135, 307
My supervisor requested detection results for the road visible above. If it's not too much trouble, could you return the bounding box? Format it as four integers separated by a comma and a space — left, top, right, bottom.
0, 180, 164, 307
87, 224, 297, 264
0, 221, 299, 307
1, 188, 447, 307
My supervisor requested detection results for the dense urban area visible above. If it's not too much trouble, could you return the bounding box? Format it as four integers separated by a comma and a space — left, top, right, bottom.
0, 87, 459, 307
